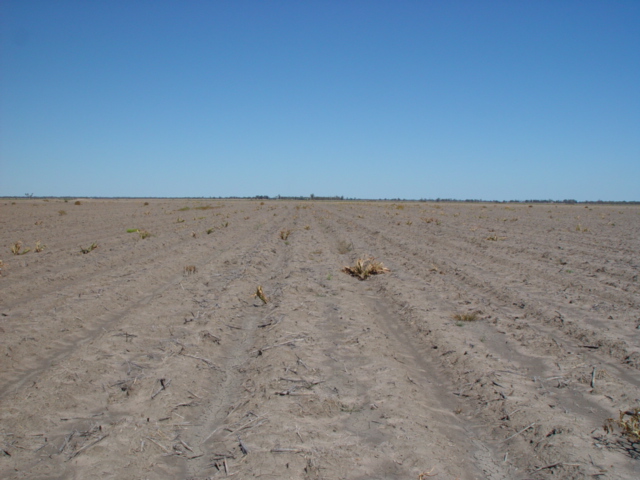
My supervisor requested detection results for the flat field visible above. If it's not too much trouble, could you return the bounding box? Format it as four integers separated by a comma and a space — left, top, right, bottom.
1, 199, 639, 479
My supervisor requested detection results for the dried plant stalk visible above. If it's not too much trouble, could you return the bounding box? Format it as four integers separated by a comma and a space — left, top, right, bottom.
254, 286, 268, 304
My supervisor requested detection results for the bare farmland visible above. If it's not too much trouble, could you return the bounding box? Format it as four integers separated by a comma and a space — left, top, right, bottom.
1, 199, 639, 479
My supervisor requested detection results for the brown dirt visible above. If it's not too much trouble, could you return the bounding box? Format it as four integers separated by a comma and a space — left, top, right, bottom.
1, 198, 639, 479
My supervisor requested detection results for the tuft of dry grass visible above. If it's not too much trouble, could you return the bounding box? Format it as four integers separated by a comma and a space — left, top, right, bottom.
605, 408, 640, 442
453, 312, 479, 322
80, 242, 98, 254
74, 200, 82, 205
342, 257, 390, 280
58, 210, 67, 216
34, 241, 46, 253
253, 285, 268, 304
10, 242, 21, 255
10, 241, 30, 255
184, 265, 197, 275
280, 229, 292, 240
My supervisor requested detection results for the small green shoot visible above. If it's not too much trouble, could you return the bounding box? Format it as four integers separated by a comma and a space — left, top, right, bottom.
81, 242, 98, 254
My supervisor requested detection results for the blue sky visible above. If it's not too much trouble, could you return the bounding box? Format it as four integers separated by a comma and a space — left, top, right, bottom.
1, 1, 638, 200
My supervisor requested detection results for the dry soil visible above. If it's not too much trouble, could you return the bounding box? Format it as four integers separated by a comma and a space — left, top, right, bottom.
1, 199, 639, 479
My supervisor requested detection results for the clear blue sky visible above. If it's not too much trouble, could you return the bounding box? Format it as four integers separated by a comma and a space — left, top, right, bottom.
1, 1, 638, 200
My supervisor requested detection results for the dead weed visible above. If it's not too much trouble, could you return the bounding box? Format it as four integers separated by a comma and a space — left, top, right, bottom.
342, 257, 390, 280
605, 408, 640, 442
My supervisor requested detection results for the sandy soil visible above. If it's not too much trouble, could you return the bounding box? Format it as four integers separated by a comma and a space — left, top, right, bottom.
1, 198, 639, 479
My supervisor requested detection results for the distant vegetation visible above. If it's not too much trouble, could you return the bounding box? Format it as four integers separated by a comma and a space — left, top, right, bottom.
1, 195, 637, 204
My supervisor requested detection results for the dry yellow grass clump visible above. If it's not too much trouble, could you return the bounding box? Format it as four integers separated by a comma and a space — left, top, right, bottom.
342, 257, 389, 280
453, 312, 479, 322
11, 241, 30, 255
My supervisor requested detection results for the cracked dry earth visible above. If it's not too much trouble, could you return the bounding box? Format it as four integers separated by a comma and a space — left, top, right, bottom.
1, 199, 639, 480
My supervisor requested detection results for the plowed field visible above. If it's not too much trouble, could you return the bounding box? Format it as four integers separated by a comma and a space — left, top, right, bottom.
1, 199, 639, 479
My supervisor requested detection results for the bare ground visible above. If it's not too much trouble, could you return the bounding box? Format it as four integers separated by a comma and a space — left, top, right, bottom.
1, 198, 639, 479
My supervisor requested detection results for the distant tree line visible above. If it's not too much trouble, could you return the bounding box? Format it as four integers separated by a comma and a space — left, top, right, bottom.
3, 195, 638, 205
